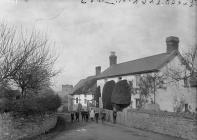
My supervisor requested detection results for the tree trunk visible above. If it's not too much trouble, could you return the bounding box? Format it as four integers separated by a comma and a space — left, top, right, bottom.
21, 87, 25, 98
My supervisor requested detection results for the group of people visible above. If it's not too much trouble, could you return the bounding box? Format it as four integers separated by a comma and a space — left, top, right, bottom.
70, 108, 101, 123
70, 108, 117, 124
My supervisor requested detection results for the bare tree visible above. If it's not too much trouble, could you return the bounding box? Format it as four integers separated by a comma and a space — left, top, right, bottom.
163, 45, 197, 86
137, 46, 197, 107
0, 23, 20, 82
0, 23, 38, 83
0, 22, 58, 98
138, 73, 165, 107
10, 32, 58, 98
182, 45, 197, 75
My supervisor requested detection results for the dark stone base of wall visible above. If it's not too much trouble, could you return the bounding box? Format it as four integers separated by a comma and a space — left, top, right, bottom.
101, 108, 197, 140
0, 113, 57, 140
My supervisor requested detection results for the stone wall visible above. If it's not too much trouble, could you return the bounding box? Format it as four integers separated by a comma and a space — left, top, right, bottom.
0, 113, 57, 140
102, 108, 197, 140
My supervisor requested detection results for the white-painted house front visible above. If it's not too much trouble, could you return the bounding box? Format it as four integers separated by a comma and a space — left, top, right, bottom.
72, 94, 94, 111
71, 71, 99, 111
96, 36, 197, 113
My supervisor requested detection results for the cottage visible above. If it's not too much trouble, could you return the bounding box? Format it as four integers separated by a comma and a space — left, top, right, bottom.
71, 71, 99, 110
96, 36, 197, 113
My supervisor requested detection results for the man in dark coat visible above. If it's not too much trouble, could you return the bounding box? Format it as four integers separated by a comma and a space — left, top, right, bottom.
71, 111, 74, 122
75, 111, 79, 122
95, 110, 99, 123
101, 109, 106, 123
113, 109, 117, 124
81, 111, 85, 121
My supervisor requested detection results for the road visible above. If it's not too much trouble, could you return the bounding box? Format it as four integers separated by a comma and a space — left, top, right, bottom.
51, 120, 184, 140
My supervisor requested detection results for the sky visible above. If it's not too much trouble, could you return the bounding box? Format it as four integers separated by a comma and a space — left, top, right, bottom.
0, 0, 196, 91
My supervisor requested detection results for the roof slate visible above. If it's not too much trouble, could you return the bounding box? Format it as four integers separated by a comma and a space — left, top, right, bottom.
96, 51, 178, 79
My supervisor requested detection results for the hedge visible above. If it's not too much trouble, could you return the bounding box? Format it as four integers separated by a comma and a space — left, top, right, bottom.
111, 80, 131, 110
102, 80, 115, 110
8, 94, 61, 116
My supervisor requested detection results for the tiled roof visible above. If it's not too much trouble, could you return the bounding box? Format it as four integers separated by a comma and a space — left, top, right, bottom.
96, 51, 178, 79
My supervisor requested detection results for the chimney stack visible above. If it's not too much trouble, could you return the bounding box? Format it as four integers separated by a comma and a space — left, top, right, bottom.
95, 66, 101, 75
166, 36, 179, 53
109, 51, 117, 66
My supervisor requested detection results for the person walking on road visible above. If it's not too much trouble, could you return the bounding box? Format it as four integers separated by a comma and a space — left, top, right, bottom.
90, 108, 95, 121
113, 108, 117, 124
95, 109, 99, 123
81, 110, 85, 121
85, 111, 89, 122
75, 111, 79, 122
71, 111, 74, 122
101, 109, 105, 124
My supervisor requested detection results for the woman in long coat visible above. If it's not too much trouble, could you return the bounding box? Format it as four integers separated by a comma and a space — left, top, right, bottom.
90, 108, 95, 121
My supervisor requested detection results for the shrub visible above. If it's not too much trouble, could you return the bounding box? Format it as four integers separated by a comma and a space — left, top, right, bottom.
9, 94, 61, 116
111, 80, 131, 110
0, 88, 20, 100
0, 98, 9, 113
0, 88, 20, 113
102, 80, 115, 110
62, 105, 69, 112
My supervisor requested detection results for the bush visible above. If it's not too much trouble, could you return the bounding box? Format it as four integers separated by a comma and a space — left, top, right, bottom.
9, 94, 61, 116
0, 98, 9, 113
111, 80, 131, 110
0, 88, 20, 113
0, 88, 20, 100
102, 80, 115, 110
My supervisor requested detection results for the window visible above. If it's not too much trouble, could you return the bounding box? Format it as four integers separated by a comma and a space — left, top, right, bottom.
76, 97, 78, 104
84, 99, 87, 104
84, 94, 87, 98
118, 77, 122, 81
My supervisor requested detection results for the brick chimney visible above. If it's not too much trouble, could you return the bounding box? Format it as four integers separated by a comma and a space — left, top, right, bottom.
166, 36, 179, 53
109, 51, 117, 66
95, 66, 101, 75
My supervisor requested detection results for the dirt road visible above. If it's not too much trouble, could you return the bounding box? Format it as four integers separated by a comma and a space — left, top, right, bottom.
51, 120, 184, 140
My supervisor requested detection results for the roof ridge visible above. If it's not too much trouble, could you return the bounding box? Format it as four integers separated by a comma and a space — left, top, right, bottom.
113, 52, 168, 66
96, 51, 179, 79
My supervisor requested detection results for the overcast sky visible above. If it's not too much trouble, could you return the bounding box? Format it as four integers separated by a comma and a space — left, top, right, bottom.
0, 0, 196, 91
